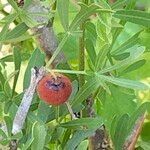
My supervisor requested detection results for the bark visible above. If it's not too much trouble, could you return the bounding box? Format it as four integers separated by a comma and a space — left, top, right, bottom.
123, 114, 145, 150
86, 97, 112, 150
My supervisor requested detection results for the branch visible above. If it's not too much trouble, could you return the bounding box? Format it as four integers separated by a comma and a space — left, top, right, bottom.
86, 97, 112, 150
12, 67, 45, 135
26, 0, 66, 67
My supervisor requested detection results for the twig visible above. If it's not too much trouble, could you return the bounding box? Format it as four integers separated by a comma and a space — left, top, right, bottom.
65, 102, 77, 120
9, 140, 18, 150
12, 67, 45, 135
123, 114, 145, 150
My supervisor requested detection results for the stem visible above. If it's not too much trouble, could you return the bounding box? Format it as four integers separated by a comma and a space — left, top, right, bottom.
65, 102, 76, 120
46, 68, 87, 75
55, 106, 60, 123
78, 0, 89, 87
45, 33, 70, 68
78, 7, 86, 118
51, 0, 57, 25
78, 22, 85, 88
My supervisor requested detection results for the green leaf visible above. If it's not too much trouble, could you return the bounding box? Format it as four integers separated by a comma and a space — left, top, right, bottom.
61, 129, 72, 149
8, 102, 18, 121
12, 47, 21, 97
113, 114, 129, 150
85, 39, 96, 66
95, 44, 109, 71
100, 46, 145, 74
111, 31, 141, 55
141, 122, 150, 142
23, 48, 45, 90
58, 33, 79, 61
21, 123, 35, 150
37, 101, 51, 123
138, 141, 150, 150
4, 101, 12, 114
60, 117, 103, 130
112, 52, 130, 61
69, 3, 101, 31
0, 71, 6, 88
46, 33, 69, 66
98, 75, 149, 90
94, 0, 110, 9
31, 122, 47, 150
71, 76, 102, 106
4, 71, 18, 98
96, 7, 112, 47
57, 0, 69, 31
0, 55, 13, 62
4, 116, 12, 137
101, 85, 137, 130
50, 127, 64, 143
0, 13, 18, 41
85, 22, 97, 45
65, 129, 95, 150
76, 140, 88, 150
11, 131, 23, 140
12, 93, 24, 105
23, 0, 32, 9
112, 0, 128, 9
112, 0, 139, 43
20, 11, 39, 28
113, 10, 150, 27
0, 13, 16, 23
0, 128, 7, 139
0, 92, 6, 102
121, 59, 146, 74
97, 78, 111, 95
7, 0, 19, 11
125, 0, 136, 10
127, 102, 150, 136
46, 102, 84, 123
2, 34, 32, 43
22, 137, 34, 150
139, 30, 150, 49
110, 116, 119, 142
5, 23, 29, 41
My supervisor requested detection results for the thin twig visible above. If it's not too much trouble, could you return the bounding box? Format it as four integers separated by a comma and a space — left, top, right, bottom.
65, 102, 77, 120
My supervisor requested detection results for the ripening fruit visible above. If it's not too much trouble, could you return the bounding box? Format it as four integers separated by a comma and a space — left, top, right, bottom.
37, 73, 72, 106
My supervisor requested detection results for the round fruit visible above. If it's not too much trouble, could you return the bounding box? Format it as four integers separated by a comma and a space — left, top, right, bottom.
36, 73, 72, 105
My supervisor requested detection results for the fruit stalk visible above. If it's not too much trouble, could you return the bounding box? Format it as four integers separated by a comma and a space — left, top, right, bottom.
65, 102, 76, 119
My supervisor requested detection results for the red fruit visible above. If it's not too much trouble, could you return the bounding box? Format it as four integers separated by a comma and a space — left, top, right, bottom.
36, 73, 72, 106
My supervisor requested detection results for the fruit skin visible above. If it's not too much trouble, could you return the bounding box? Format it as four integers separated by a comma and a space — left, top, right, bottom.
36, 73, 72, 106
